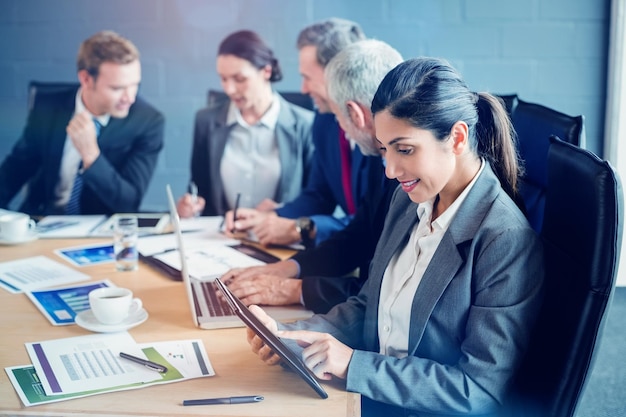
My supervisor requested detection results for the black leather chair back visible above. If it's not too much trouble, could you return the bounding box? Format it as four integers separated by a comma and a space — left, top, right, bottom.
207, 89, 314, 111
513, 99, 585, 232
28, 81, 79, 112
507, 136, 623, 417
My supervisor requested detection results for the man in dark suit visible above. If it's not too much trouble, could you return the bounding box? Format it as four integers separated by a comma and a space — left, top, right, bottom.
0, 30, 164, 216
223, 40, 404, 313
224, 18, 370, 248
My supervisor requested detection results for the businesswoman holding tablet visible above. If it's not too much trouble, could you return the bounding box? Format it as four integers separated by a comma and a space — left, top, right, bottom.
177, 30, 314, 218
246, 57, 544, 416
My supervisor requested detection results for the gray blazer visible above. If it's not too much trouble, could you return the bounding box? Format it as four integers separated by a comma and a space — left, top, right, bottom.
190, 94, 315, 216
284, 164, 544, 416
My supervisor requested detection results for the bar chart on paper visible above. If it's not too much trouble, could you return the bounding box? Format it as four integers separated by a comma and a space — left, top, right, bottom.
26, 280, 113, 325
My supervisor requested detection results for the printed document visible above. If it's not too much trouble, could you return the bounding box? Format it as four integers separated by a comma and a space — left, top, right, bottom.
0, 256, 90, 294
8, 338, 213, 406
26, 332, 158, 395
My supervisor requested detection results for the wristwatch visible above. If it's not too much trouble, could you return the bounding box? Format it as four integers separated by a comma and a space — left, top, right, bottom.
295, 217, 315, 249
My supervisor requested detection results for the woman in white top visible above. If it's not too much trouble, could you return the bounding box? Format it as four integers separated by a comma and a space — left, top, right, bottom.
177, 30, 314, 217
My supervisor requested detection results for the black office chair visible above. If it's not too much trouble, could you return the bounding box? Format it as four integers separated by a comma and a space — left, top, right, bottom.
28, 81, 79, 112
512, 98, 586, 232
506, 136, 623, 417
6, 81, 80, 211
207, 89, 314, 111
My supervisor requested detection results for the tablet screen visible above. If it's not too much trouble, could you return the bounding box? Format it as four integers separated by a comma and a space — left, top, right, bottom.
215, 278, 328, 399
137, 217, 161, 228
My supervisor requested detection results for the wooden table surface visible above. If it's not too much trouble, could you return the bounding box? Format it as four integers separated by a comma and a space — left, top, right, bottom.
0, 237, 360, 417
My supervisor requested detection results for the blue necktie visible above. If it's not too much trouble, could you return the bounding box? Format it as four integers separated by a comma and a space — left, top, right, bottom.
66, 119, 101, 214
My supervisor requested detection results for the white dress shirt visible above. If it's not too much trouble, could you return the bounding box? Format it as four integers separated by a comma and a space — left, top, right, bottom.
378, 159, 486, 358
54, 88, 110, 208
220, 93, 281, 210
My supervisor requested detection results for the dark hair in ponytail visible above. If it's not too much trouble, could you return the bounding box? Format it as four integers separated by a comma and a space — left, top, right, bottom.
218, 30, 283, 82
371, 57, 522, 204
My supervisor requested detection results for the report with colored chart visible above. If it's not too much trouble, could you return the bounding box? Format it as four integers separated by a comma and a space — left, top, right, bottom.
25, 280, 114, 325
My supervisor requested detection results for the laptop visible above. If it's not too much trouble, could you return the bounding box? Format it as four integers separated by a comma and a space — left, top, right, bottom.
215, 277, 328, 399
165, 184, 313, 329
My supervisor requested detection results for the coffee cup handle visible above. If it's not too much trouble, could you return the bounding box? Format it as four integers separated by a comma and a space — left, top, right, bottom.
129, 298, 143, 315
28, 219, 36, 231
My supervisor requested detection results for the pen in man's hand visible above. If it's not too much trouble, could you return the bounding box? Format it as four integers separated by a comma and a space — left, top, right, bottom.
231, 192, 241, 233
119, 352, 168, 373
182, 395, 264, 406
188, 181, 200, 217
188, 181, 198, 204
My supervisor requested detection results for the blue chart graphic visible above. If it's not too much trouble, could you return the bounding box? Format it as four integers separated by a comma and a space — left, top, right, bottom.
29, 281, 111, 325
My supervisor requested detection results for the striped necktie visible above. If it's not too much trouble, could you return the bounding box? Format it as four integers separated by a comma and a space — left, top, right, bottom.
65, 119, 101, 214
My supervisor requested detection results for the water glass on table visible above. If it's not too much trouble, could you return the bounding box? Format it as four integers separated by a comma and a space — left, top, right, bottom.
113, 215, 138, 271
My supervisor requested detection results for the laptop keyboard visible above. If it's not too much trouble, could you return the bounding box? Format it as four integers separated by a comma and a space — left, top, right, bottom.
201, 281, 233, 317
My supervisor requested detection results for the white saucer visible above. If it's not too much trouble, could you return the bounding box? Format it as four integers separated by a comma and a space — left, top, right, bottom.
75, 308, 149, 333
0, 230, 38, 246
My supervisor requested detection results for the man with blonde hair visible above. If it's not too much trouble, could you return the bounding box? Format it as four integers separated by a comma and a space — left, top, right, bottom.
0, 30, 164, 215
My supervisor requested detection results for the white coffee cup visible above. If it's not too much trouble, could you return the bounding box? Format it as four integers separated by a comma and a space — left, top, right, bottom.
0, 212, 36, 242
88, 287, 142, 325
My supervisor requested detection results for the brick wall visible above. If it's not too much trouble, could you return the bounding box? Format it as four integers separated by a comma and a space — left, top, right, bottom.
0, 0, 609, 211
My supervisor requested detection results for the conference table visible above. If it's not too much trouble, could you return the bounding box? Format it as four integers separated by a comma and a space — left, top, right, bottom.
0, 237, 360, 417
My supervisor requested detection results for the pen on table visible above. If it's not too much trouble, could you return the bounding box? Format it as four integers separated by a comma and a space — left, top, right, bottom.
119, 352, 168, 373
36, 220, 80, 233
231, 192, 241, 233
182, 395, 264, 406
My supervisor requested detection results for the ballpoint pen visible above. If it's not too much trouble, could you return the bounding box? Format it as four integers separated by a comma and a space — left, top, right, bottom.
36, 220, 80, 233
188, 181, 198, 204
182, 395, 264, 406
119, 352, 168, 373
231, 192, 241, 233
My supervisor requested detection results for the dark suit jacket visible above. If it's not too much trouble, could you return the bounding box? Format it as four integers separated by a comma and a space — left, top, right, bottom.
292, 158, 396, 313
190, 94, 315, 216
277, 112, 375, 244
284, 164, 544, 416
0, 86, 164, 216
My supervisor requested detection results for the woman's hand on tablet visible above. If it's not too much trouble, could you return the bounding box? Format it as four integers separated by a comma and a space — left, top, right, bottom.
247, 305, 282, 366
277, 330, 353, 380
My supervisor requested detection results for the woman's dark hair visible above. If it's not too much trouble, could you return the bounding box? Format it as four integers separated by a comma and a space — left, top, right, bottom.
218, 30, 282, 82
371, 57, 523, 205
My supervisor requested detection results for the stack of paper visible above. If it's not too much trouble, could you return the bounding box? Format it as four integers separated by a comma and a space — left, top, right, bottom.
5, 332, 214, 406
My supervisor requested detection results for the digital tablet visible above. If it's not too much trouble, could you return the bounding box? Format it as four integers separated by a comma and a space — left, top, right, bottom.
96, 213, 170, 235
214, 278, 328, 399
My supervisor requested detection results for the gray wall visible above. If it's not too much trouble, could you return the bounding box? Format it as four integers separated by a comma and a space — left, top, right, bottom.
0, 0, 609, 211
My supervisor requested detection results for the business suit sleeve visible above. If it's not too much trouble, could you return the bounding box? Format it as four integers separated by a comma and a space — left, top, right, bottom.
277, 114, 341, 215
276, 147, 338, 217
281, 286, 370, 351
345, 226, 544, 414
295, 171, 395, 313
82, 99, 164, 213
